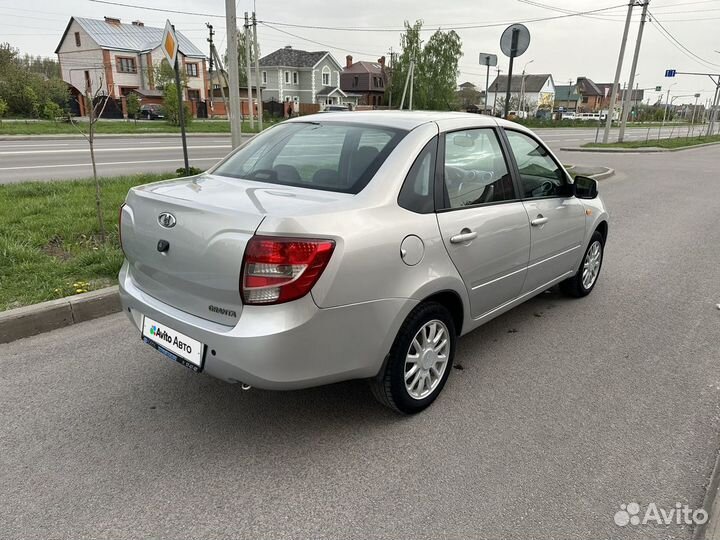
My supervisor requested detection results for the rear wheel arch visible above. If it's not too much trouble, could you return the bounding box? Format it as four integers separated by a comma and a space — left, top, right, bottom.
420, 290, 464, 336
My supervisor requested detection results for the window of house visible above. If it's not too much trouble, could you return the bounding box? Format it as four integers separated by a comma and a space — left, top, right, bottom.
322, 67, 330, 86
373, 76, 378, 88
262, 71, 267, 84
117, 57, 137, 73
84, 70, 91, 91
186, 63, 198, 77
74, 32, 81, 47
353, 76, 358, 88
379, 78, 384, 88
293, 71, 298, 84
188, 89, 200, 101
285, 71, 290, 84
582, 96, 589, 103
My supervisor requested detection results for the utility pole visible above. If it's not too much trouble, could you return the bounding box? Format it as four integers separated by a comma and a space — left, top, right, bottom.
493, 68, 502, 115
602, 0, 635, 143
225, 0, 242, 147
409, 60, 415, 111
244, 12, 254, 129
400, 59, 414, 110
252, 12, 263, 130
211, 45, 230, 122
618, 0, 649, 142
206, 23, 214, 119
566, 78, 572, 114
387, 48, 394, 109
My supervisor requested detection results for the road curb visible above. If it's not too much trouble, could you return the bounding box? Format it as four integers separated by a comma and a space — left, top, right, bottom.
0, 286, 121, 344
590, 167, 615, 181
560, 141, 720, 153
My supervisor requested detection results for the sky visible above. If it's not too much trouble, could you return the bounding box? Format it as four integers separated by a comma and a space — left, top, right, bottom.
4, 0, 720, 104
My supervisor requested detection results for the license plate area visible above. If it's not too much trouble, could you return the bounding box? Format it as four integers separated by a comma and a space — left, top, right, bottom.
141, 316, 205, 373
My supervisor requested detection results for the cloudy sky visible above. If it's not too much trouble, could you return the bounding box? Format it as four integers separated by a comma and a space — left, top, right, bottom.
5, 0, 720, 103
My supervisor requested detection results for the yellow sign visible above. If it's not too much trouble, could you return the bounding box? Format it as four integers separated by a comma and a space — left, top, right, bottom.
162, 19, 179, 66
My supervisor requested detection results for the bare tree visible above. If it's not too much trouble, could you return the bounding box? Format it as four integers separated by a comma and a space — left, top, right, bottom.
70, 75, 111, 243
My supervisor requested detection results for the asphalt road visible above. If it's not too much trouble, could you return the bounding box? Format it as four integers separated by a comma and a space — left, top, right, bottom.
1, 146, 720, 539
0, 124, 703, 183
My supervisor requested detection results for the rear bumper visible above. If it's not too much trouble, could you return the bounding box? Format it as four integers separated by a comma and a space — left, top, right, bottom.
118, 262, 416, 390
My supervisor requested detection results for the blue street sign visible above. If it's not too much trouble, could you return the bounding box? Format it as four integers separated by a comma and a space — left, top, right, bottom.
665, 69, 677, 78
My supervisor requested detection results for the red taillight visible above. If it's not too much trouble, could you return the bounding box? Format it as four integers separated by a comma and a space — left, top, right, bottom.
119, 203, 126, 255
241, 236, 335, 305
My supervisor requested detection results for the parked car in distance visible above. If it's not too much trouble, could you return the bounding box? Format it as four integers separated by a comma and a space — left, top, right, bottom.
139, 103, 164, 120
323, 104, 351, 112
561, 112, 577, 120
118, 112, 608, 414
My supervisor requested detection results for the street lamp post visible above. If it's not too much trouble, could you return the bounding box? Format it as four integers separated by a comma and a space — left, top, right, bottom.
519, 59, 534, 118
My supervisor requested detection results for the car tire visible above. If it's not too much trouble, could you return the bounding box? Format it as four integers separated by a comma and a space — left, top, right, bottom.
370, 302, 456, 414
560, 231, 604, 298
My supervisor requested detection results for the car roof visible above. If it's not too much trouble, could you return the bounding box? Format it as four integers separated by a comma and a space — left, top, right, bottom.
287, 110, 513, 131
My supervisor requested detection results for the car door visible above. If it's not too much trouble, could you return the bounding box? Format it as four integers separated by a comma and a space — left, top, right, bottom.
502, 129, 586, 294
435, 128, 531, 320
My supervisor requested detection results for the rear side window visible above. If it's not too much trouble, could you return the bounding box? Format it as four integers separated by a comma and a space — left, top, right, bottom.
398, 137, 437, 214
213, 122, 406, 194
442, 129, 515, 209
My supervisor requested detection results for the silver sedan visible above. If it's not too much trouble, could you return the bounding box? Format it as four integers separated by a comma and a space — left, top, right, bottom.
118, 111, 608, 414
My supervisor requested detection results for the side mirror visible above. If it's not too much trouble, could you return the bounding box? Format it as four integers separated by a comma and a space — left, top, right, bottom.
574, 175, 598, 199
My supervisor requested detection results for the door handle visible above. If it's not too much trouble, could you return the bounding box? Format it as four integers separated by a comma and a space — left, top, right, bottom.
531, 215, 549, 227
450, 230, 478, 244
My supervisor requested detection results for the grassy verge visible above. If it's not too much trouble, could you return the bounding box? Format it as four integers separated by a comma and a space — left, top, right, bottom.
0, 119, 278, 136
583, 134, 720, 149
0, 173, 169, 311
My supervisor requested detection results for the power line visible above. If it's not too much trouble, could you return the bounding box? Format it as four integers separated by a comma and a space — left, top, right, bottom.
89, 0, 225, 18
648, 9, 720, 69
260, 22, 384, 56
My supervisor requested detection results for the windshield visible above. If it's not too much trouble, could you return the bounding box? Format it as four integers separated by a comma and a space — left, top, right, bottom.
212, 122, 407, 194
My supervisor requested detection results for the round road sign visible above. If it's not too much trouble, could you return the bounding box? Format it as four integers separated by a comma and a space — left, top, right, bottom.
500, 24, 531, 58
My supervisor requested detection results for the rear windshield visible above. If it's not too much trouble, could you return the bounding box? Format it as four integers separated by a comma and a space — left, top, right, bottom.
212, 122, 407, 194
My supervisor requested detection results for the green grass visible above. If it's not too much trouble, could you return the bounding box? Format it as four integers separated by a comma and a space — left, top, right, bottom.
0, 173, 170, 311
0, 119, 278, 136
583, 134, 720, 149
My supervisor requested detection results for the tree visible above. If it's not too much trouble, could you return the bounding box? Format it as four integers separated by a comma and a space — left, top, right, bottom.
162, 82, 192, 126
390, 21, 463, 111
0, 97, 7, 123
153, 59, 192, 125
70, 76, 111, 243
126, 93, 141, 123
226, 28, 260, 87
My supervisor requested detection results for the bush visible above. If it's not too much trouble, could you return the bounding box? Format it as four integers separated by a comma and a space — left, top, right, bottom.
42, 101, 63, 121
0, 97, 7, 122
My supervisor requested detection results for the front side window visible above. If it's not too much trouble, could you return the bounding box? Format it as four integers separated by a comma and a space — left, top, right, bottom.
212, 122, 406, 194
442, 129, 515, 209
504, 130, 567, 199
